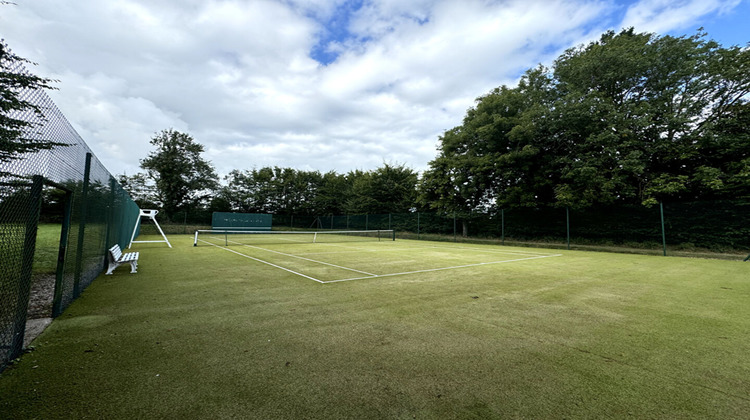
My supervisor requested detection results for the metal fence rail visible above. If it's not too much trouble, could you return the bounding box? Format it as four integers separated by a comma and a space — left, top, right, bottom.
0, 43, 139, 371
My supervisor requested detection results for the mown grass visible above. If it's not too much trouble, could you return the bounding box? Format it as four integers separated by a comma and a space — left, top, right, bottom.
32, 223, 62, 275
1, 234, 749, 419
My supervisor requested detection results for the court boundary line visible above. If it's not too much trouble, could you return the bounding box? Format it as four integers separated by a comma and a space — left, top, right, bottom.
230, 240, 377, 276
321, 254, 563, 284
198, 238, 562, 284
197, 239, 325, 283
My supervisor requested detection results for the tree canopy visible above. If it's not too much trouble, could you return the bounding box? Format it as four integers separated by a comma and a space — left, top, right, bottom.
123, 29, 749, 224
139, 129, 219, 220
0, 41, 63, 167
420, 28, 750, 211
217, 163, 418, 217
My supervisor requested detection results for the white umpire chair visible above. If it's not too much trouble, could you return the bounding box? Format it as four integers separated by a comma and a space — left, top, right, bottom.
129, 209, 172, 248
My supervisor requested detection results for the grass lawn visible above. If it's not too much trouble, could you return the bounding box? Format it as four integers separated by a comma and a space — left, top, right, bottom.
1, 234, 749, 418
32, 223, 63, 275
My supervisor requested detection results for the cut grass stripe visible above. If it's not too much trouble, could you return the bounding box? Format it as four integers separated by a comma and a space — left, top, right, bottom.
323, 254, 563, 283
232, 241, 376, 276
197, 239, 325, 283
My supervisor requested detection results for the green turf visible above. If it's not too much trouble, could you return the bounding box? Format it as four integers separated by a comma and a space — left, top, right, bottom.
32, 223, 63, 274
2, 234, 749, 418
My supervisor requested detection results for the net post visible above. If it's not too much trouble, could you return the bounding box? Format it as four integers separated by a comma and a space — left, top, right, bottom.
313, 232, 318, 243
392, 229, 396, 241
193, 230, 199, 246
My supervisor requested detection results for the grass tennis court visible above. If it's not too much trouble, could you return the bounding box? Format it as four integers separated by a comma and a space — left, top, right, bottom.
1, 234, 749, 418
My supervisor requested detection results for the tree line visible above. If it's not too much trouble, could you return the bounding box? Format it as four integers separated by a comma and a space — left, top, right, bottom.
120, 28, 749, 224
119, 129, 419, 221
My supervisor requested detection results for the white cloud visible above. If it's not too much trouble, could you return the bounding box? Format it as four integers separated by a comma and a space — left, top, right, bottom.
0, 0, 746, 178
621, 0, 742, 34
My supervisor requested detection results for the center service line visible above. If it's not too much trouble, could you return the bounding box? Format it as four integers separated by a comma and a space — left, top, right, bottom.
228, 240, 377, 276
198, 239, 325, 283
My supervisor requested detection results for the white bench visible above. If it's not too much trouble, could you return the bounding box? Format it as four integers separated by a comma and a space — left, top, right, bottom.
106, 244, 139, 275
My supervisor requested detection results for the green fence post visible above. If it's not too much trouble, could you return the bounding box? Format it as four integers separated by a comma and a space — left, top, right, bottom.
566, 207, 570, 250
453, 214, 457, 242
52, 188, 73, 317
102, 177, 116, 271
9, 175, 44, 360
660, 202, 667, 256
73, 153, 92, 298
501, 209, 505, 245
417, 212, 420, 240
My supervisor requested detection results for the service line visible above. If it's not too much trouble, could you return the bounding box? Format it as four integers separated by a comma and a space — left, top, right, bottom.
322, 254, 563, 284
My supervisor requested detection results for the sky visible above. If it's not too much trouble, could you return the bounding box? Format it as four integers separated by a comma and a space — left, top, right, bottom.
1, 0, 749, 179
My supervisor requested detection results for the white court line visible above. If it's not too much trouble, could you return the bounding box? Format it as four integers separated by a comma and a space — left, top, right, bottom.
417, 244, 555, 256
322, 254, 563, 284
297, 244, 554, 258
228, 240, 376, 276
200, 238, 562, 285
197, 239, 325, 283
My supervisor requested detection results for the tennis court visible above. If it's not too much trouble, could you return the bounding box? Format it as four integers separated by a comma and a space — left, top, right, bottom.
2, 233, 749, 419
194, 230, 562, 284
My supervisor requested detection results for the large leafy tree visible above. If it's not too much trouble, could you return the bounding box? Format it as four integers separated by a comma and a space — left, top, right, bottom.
0, 41, 63, 167
140, 129, 219, 221
117, 173, 159, 209
346, 163, 418, 214
221, 167, 326, 215
421, 28, 750, 213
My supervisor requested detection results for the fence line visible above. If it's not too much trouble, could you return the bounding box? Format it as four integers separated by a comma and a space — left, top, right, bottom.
265, 202, 750, 255
0, 43, 139, 371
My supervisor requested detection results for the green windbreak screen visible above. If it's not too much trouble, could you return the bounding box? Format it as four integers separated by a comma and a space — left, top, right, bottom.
212, 212, 272, 231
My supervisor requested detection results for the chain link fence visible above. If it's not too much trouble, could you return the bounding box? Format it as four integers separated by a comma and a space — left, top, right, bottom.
270, 201, 750, 257
1, 45, 140, 371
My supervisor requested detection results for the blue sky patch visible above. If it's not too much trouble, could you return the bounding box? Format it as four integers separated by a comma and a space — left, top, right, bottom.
310, 0, 366, 65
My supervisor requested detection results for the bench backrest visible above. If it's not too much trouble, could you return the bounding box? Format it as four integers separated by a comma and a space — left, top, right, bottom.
109, 244, 123, 261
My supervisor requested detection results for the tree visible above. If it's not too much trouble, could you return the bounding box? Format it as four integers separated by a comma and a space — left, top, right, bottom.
313, 171, 350, 215
117, 173, 159, 208
139, 129, 219, 221
0, 41, 64, 167
422, 28, 750, 214
345, 164, 418, 214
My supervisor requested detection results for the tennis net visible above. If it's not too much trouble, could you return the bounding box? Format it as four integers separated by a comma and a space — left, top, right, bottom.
194, 229, 395, 246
